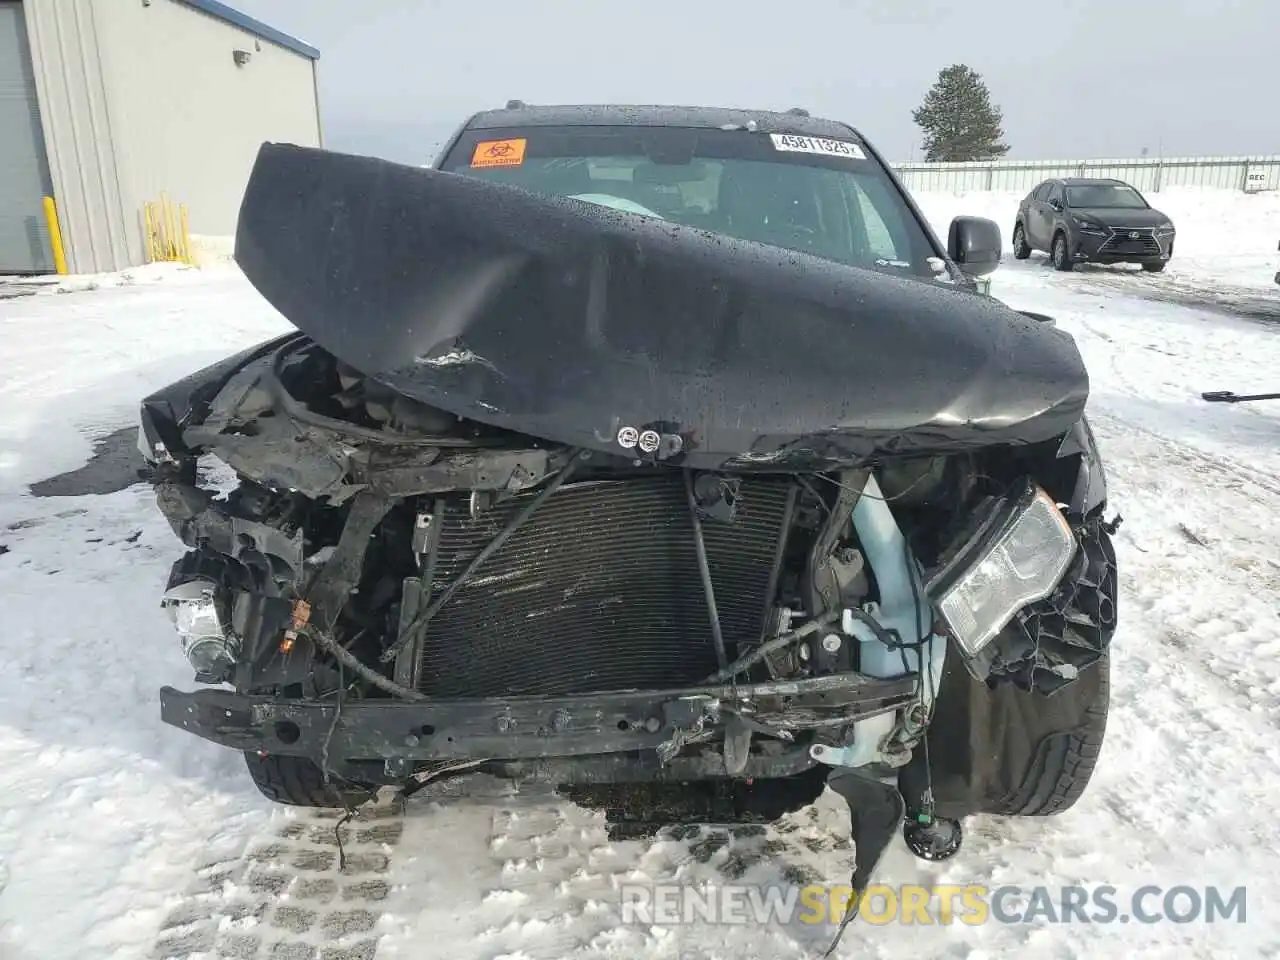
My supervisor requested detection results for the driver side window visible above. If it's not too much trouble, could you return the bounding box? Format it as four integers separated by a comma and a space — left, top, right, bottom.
1047, 183, 1064, 207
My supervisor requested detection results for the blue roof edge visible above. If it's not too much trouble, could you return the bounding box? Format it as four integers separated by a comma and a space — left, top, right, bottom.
177, 0, 320, 60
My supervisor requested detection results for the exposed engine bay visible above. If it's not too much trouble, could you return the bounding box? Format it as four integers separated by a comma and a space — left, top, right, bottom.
147, 333, 1115, 779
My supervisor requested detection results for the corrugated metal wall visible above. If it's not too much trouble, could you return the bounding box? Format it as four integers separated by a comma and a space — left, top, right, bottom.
21, 0, 132, 274
892, 156, 1280, 195
93, 0, 321, 266
20, 0, 320, 274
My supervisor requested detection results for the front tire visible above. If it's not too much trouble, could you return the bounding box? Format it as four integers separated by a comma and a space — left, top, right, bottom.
988, 651, 1110, 816
1012, 222, 1032, 259
244, 752, 375, 809
1052, 232, 1074, 272
1141, 261, 1167, 273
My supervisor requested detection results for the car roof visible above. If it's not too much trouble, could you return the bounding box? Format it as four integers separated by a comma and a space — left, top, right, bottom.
465, 103, 862, 140
1056, 177, 1132, 186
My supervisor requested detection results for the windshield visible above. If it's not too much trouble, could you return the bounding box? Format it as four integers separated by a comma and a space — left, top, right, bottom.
439, 125, 940, 280
1065, 183, 1148, 209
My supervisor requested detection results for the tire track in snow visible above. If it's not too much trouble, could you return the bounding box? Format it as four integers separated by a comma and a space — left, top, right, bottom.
1089, 413, 1280, 726
153, 794, 405, 960
1090, 412, 1280, 562
1088, 412, 1280, 518
997, 257, 1280, 326
1078, 271, 1280, 326
372, 776, 860, 959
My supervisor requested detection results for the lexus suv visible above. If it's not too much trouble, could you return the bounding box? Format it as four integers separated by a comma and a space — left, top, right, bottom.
1013, 176, 1176, 272
139, 103, 1117, 935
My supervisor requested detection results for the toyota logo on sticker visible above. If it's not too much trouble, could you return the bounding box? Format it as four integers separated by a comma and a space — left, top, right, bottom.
638, 430, 661, 453
616, 426, 639, 449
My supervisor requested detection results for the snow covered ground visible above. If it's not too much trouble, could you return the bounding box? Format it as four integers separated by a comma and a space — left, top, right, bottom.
1, 191, 1278, 960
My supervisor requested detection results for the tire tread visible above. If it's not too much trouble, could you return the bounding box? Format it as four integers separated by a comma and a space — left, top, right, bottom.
997, 656, 1110, 816
243, 752, 371, 808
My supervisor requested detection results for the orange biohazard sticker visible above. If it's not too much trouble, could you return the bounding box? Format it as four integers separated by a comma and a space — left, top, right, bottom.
471, 138, 527, 168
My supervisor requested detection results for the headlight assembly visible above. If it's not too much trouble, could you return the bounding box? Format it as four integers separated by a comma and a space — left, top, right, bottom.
161, 578, 237, 680
925, 482, 1077, 665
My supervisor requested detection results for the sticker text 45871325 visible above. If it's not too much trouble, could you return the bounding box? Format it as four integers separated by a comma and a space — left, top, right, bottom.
769, 134, 867, 160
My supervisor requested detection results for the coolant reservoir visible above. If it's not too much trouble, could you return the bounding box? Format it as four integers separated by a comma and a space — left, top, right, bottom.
817, 473, 947, 768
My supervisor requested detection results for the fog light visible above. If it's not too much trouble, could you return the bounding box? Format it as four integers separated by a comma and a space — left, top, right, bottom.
161, 579, 236, 678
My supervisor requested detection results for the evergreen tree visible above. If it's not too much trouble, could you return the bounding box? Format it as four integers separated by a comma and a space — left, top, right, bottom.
912, 65, 1010, 162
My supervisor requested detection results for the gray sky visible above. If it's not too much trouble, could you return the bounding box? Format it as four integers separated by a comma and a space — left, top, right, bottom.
233, 0, 1278, 166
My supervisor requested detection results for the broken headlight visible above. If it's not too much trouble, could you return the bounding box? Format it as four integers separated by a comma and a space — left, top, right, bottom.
161, 579, 237, 680
926, 482, 1077, 662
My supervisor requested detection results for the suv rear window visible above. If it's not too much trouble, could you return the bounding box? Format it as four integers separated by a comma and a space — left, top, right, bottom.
439, 125, 939, 279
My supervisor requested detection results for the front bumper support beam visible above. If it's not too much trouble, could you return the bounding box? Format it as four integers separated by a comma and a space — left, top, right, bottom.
161, 672, 917, 771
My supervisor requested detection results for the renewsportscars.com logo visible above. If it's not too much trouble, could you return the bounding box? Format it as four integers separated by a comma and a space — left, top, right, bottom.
619, 883, 1248, 927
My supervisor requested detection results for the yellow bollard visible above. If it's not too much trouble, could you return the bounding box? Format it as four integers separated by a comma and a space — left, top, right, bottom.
42, 196, 69, 275
143, 202, 157, 263
179, 204, 193, 265
165, 195, 178, 260
141, 195, 197, 266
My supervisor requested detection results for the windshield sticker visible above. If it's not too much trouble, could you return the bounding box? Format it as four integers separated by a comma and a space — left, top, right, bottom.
471, 138, 527, 168
768, 134, 866, 160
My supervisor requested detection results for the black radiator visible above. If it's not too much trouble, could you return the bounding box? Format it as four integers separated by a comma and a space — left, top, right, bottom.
414, 474, 795, 697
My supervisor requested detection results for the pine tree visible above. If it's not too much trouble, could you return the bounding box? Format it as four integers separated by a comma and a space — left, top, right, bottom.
912, 65, 1010, 162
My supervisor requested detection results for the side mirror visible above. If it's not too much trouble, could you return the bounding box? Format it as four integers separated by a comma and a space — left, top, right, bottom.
1049, 198, 1064, 212
947, 216, 1002, 277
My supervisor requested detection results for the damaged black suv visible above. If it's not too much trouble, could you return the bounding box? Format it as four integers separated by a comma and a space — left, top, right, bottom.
139, 104, 1117, 912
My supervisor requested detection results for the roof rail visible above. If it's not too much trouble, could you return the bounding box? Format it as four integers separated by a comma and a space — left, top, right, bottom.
505, 99, 527, 109
786, 107, 810, 116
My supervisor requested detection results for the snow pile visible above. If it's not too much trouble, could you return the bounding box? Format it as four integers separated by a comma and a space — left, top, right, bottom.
0, 262, 218, 299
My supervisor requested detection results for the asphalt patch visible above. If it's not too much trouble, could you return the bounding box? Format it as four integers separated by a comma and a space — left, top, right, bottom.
28, 426, 150, 498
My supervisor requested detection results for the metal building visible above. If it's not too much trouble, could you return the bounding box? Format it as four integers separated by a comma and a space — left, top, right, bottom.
0, 0, 321, 275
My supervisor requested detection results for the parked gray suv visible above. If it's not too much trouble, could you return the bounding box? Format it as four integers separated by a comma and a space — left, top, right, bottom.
1014, 177, 1176, 273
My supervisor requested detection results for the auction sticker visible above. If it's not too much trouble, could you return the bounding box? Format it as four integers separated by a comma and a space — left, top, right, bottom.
471, 138, 527, 168
769, 134, 866, 160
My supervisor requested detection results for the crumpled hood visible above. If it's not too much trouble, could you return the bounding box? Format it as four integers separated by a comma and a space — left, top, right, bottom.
233, 142, 1090, 469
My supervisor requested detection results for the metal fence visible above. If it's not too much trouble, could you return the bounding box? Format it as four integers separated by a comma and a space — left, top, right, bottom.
890, 155, 1280, 195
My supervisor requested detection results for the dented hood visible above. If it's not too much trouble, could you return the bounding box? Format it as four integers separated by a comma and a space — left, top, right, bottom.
234, 143, 1090, 470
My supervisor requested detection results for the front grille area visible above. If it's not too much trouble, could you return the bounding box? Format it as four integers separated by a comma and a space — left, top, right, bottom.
414, 474, 795, 697
1098, 227, 1161, 257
